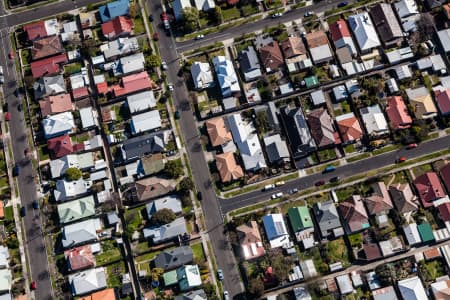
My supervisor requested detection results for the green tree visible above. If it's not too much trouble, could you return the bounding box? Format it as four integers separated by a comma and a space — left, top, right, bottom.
179, 177, 194, 193
81, 39, 97, 57
65, 167, 82, 181
151, 267, 164, 282
146, 54, 161, 68
210, 6, 223, 24
255, 110, 270, 134
151, 208, 176, 224
248, 277, 264, 297
269, 250, 293, 283
181, 7, 200, 33
164, 159, 184, 178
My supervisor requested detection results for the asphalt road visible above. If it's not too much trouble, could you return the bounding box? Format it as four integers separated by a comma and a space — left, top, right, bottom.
220, 135, 450, 213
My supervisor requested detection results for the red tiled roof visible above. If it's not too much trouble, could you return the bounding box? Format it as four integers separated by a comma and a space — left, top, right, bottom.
435, 90, 450, 115
23, 20, 47, 41
101, 16, 133, 39
31, 53, 68, 78
64, 245, 95, 271
96, 82, 109, 95
438, 203, 450, 222
39, 93, 73, 117
112, 71, 151, 97
80, 289, 118, 300
423, 248, 441, 260
385, 96, 412, 129
47, 135, 73, 158
337, 114, 363, 142
73, 143, 85, 152
329, 19, 351, 42
259, 42, 284, 72
72, 87, 89, 99
31, 36, 64, 60
440, 163, 450, 193
414, 172, 446, 208
362, 243, 382, 260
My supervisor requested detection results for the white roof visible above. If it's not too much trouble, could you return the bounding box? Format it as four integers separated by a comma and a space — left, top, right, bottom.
395, 65, 412, 79
240, 134, 266, 171
54, 179, 92, 201
310, 90, 326, 105
146, 195, 183, 218
115, 52, 145, 76
348, 13, 381, 51
62, 218, 101, 248
335, 36, 357, 56
79, 107, 96, 129
93, 74, 106, 84
69, 267, 107, 296
67, 49, 81, 61
417, 55, 446, 72
212, 56, 240, 97
131, 110, 161, 134
43, 112, 74, 137
342, 61, 365, 76
360, 104, 388, 135
50, 153, 94, 178
394, 0, 418, 18
299, 259, 317, 279
90, 170, 107, 181
333, 85, 348, 100
91, 55, 105, 65
44, 18, 58, 36
102, 37, 139, 60
245, 88, 261, 103
191, 62, 214, 90
387, 78, 399, 93
309, 44, 333, 63
194, 0, 215, 11
63, 21, 78, 34
386, 47, 414, 64
70, 73, 88, 89
403, 223, 421, 245
173, 0, 191, 19
0, 269, 11, 292
228, 114, 252, 143
0, 246, 9, 268
127, 91, 157, 113
336, 274, 354, 294
398, 276, 427, 300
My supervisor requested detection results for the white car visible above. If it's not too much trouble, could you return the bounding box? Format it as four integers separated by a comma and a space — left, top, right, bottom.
271, 192, 283, 199
264, 184, 275, 191
0, 66, 3, 75
223, 291, 229, 300
271, 12, 283, 18
195, 34, 205, 40
168, 84, 174, 91
304, 11, 314, 17
161, 61, 168, 70
275, 181, 285, 186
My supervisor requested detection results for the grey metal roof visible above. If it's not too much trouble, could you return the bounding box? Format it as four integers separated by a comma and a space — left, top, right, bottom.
121, 130, 167, 162
33, 75, 66, 100
143, 217, 187, 244
69, 267, 107, 296
154, 246, 193, 270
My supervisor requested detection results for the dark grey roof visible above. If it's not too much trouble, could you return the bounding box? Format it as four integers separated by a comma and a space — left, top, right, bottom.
313, 200, 342, 237
174, 289, 207, 300
239, 46, 260, 73
33, 75, 66, 100
121, 131, 167, 162
279, 106, 316, 159
425, 0, 445, 8
154, 246, 193, 270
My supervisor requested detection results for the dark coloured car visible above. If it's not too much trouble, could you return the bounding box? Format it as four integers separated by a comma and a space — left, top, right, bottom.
330, 176, 340, 183
12, 165, 19, 177
17, 103, 22, 112
322, 165, 336, 173
20, 206, 26, 217
24, 148, 29, 156
197, 191, 202, 201
32, 200, 39, 209
337, 1, 348, 7
3, 103, 8, 112
315, 180, 325, 186
174, 111, 180, 119
14, 88, 19, 97
149, 14, 154, 22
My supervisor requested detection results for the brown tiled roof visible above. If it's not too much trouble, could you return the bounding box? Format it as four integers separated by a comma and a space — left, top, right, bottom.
31, 35, 64, 60
64, 245, 95, 271
364, 182, 393, 215
259, 42, 284, 72
236, 221, 265, 259
305, 31, 329, 48
216, 152, 244, 183
414, 172, 445, 208
280, 36, 306, 59
337, 114, 363, 142
440, 163, 450, 193
388, 183, 418, 214
370, 3, 403, 44
362, 243, 382, 261
307, 108, 338, 147
423, 248, 441, 260
101, 107, 113, 123
338, 195, 369, 233
39, 93, 73, 117
135, 177, 177, 201
80, 288, 118, 300
205, 117, 232, 147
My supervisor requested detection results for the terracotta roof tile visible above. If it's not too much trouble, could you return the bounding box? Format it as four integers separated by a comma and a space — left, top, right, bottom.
216, 152, 244, 183
31, 36, 64, 60
205, 117, 232, 147
64, 245, 95, 271
72, 87, 89, 99
435, 89, 450, 115
305, 31, 329, 48
101, 16, 133, 39
336, 113, 363, 142
440, 163, 450, 192
47, 135, 73, 158
31, 53, 68, 78
23, 20, 47, 41
259, 42, 284, 72
385, 96, 412, 129
280, 36, 306, 58
39, 93, 73, 117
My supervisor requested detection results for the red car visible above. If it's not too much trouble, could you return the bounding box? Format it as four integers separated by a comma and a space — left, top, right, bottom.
9, 51, 14, 59
407, 143, 418, 149
24, 148, 29, 156
4, 112, 10, 121
397, 156, 407, 163
31, 281, 36, 290
160, 12, 168, 21
315, 180, 325, 186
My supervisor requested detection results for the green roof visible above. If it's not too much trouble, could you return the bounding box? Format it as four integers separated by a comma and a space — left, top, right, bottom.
57, 195, 95, 224
417, 223, 434, 242
288, 206, 313, 231
304, 76, 319, 88
163, 270, 178, 286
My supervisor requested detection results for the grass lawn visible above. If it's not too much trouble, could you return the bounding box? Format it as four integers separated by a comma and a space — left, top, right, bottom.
135, 241, 152, 255
344, 144, 357, 154
323, 238, 350, 267
0, 177, 8, 189
191, 243, 206, 263
346, 153, 371, 163
124, 206, 145, 235
347, 233, 363, 247
106, 261, 127, 288
411, 163, 433, 178
96, 241, 122, 266
135, 250, 161, 263
64, 62, 82, 75
134, 16, 145, 34
4, 206, 13, 221
265, 0, 282, 9
20, 49, 31, 65
38, 145, 50, 161
317, 148, 337, 162
381, 171, 409, 186
335, 186, 357, 202
136, 261, 151, 275
372, 144, 401, 155
423, 260, 445, 280
241, 4, 259, 16
222, 7, 241, 21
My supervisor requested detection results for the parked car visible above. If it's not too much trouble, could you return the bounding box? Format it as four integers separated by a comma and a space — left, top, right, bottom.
304, 11, 314, 17
3, 103, 8, 112
9, 51, 14, 59
315, 180, 325, 186
329, 176, 340, 183
271, 12, 283, 18
195, 34, 205, 40
24, 148, 29, 156
271, 192, 283, 199
217, 269, 224, 281
14, 88, 19, 97
32, 200, 39, 209
289, 188, 298, 194
174, 110, 180, 119
406, 143, 418, 149
223, 291, 229, 300
153, 32, 159, 41
275, 181, 285, 186
161, 61, 168, 70
323, 165, 336, 173
12, 164, 19, 177
20, 206, 25, 217
264, 184, 275, 191
149, 14, 154, 22
4, 112, 10, 121
17, 103, 22, 112
337, 1, 348, 7
30, 281, 37, 290
168, 84, 174, 91
396, 157, 407, 163
197, 191, 202, 201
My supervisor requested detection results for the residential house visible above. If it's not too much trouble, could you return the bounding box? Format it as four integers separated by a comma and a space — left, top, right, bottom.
175, 290, 207, 300
139, 153, 165, 176
236, 221, 265, 260
101, 16, 133, 40
130, 110, 161, 135
154, 246, 193, 271
397, 276, 427, 300
191, 61, 214, 89
80, 107, 96, 130
146, 195, 182, 219
205, 117, 233, 148
143, 217, 187, 244
424, 0, 446, 9
57, 195, 96, 224
34, 75, 66, 100
259, 42, 284, 73
173, 0, 192, 20
313, 200, 344, 239
47, 135, 74, 158
279, 106, 316, 159
336, 274, 354, 295
403, 223, 421, 245
42, 111, 75, 139
414, 172, 446, 208
262, 214, 290, 248
431, 279, 450, 300
39, 93, 73, 117
69, 267, 107, 296
364, 182, 394, 216
263, 134, 290, 165
348, 13, 381, 53
370, 3, 403, 47
31, 53, 68, 78
307, 108, 340, 148
329, 19, 357, 56
287, 206, 315, 247
98, 0, 130, 23
0, 246, 9, 269
126, 91, 156, 114
108, 52, 145, 76
62, 218, 101, 248
121, 131, 168, 161
238, 46, 262, 82
215, 152, 244, 183
394, 0, 419, 32
79, 12, 97, 29
194, 0, 215, 11
112, 71, 152, 97
281, 36, 310, 73
372, 286, 398, 300
60, 21, 79, 42
336, 112, 363, 143
440, 163, 450, 192
227, 114, 266, 171
417, 222, 434, 243
361, 243, 382, 261
437, 29, 450, 53
177, 265, 202, 291
395, 65, 412, 80
435, 89, 450, 116
338, 195, 370, 234
134, 176, 177, 201
23, 19, 58, 41
81, 289, 117, 300
304, 31, 334, 64
293, 287, 313, 300
406, 87, 438, 119
0, 270, 11, 293
72, 86, 89, 100
101, 37, 139, 61
64, 245, 95, 272
54, 179, 92, 202
310, 90, 326, 106
388, 183, 419, 215
385, 96, 412, 130
31, 35, 64, 60
360, 104, 389, 137
212, 56, 241, 97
